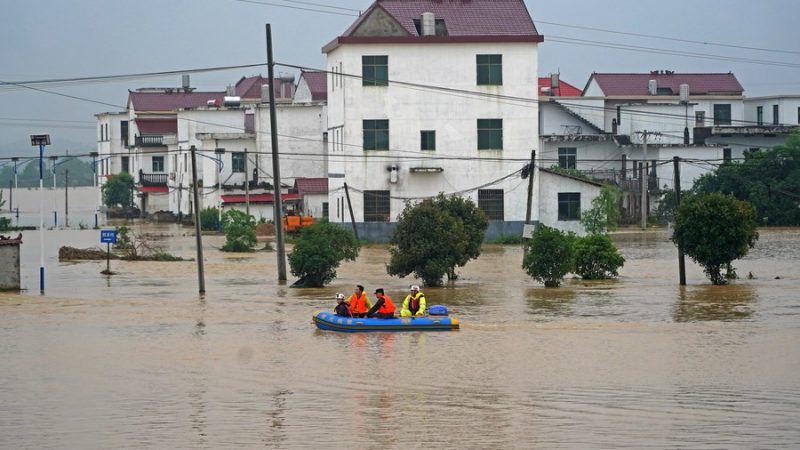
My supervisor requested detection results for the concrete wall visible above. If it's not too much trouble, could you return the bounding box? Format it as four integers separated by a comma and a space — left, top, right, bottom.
332, 220, 525, 243
0, 240, 21, 290
0, 186, 103, 228
326, 41, 539, 222
744, 97, 800, 125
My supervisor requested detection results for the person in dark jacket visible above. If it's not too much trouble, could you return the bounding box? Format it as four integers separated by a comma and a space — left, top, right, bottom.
366, 288, 396, 319
334, 293, 351, 317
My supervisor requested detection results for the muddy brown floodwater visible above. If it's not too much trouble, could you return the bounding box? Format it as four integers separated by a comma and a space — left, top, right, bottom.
1, 225, 799, 449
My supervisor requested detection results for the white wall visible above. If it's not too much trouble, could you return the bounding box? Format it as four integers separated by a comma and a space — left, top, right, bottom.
535, 170, 602, 235
326, 41, 539, 222
744, 97, 800, 126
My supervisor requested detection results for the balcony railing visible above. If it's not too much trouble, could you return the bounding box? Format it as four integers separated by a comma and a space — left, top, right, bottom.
139, 172, 168, 186
135, 135, 164, 147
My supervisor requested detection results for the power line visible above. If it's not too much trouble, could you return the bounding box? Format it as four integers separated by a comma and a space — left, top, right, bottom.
536, 20, 800, 56
229, 0, 357, 16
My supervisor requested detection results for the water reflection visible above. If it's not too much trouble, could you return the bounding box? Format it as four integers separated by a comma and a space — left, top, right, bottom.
525, 287, 577, 319
673, 283, 758, 322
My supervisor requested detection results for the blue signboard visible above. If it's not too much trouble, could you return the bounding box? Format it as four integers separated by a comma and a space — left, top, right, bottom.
100, 229, 117, 244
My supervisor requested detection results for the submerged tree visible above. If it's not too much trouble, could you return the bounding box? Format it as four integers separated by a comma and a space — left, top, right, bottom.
580, 185, 621, 235
387, 194, 488, 287
288, 220, 360, 287
573, 234, 625, 280
221, 209, 257, 252
522, 225, 575, 287
671, 192, 759, 285
102, 172, 135, 208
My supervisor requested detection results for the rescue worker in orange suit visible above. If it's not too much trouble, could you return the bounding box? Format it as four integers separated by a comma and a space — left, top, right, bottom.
366, 288, 396, 319
348, 284, 372, 318
400, 285, 427, 317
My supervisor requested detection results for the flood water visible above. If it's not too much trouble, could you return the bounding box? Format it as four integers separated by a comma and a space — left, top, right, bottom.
1, 225, 799, 449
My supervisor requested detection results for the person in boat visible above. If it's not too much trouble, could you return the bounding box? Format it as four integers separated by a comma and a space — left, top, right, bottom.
334, 293, 351, 317
366, 288, 396, 319
400, 285, 427, 317
348, 284, 372, 318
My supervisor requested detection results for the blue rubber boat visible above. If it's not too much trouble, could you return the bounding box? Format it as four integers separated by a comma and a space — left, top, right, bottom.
312, 310, 459, 332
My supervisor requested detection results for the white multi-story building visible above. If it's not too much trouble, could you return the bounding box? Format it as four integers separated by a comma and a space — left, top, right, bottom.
324, 0, 544, 234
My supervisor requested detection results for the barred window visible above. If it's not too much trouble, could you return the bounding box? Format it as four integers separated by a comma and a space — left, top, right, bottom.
477, 119, 503, 150
364, 190, 390, 222
478, 189, 504, 220
362, 55, 388, 86
231, 152, 245, 173
363, 120, 389, 150
558, 148, 577, 169
558, 193, 581, 221
476, 54, 502, 85
151, 156, 164, 173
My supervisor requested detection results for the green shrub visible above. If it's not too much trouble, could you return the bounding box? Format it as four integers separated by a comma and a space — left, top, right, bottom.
522, 225, 575, 287
102, 172, 135, 207
221, 209, 257, 252
200, 207, 220, 231
288, 220, 360, 287
491, 233, 522, 245
0, 217, 11, 231
574, 234, 625, 280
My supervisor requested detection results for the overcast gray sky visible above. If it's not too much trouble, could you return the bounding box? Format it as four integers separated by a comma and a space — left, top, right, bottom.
1, 0, 797, 156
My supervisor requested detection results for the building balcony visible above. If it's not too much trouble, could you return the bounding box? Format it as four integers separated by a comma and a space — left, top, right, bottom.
135, 135, 177, 147
139, 171, 168, 186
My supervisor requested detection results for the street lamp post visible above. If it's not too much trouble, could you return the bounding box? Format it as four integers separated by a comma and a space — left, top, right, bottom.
214, 148, 225, 231
31, 134, 51, 294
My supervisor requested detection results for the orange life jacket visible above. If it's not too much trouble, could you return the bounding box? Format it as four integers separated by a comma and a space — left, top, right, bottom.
349, 292, 369, 314
377, 295, 396, 315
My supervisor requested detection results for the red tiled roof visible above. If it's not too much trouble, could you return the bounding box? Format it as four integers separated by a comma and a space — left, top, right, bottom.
349, 0, 539, 37
538, 77, 582, 96
300, 70, 327, 101
586, 72, 744, 96
235, 75, 295, 100
294, 177, 328, 194
129, 90, 225, 111
135, 118, 177, 135
221, 193, 302, 204
138, 186, 169, 193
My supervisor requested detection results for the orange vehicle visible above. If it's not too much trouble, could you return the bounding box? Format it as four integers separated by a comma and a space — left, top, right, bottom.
283, 214, 314, 233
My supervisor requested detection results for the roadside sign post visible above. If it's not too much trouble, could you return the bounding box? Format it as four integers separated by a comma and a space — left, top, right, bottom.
100, 229, 117, 274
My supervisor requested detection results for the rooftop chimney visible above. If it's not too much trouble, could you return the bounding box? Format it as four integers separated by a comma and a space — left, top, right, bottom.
421, 12, 435, 36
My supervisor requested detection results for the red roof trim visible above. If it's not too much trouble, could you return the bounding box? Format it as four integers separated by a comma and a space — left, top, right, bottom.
138, 186, 169, 193
221, 193, 302, 204
324, 35, 543, 52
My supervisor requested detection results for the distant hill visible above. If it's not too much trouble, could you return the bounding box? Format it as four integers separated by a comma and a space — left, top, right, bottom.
0, 156, 94, 187
0, 137, 95, 159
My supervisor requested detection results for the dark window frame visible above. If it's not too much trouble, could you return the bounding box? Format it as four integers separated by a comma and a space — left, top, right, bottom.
723, 148, 732, 162
558, 147, 577, 169
231, 152, 245, 173
121, 156, 130, 173
362, 55, 388, 86
757, 106, 764, 126
363, 119, 389, 151
558, 192, 581, 221
713, 104, 732, 126
420, 130, 436, 151
478, 189, 504, 220
773, 104, 780, 125
363, 190, 390, 222
152, 156, 165, 173
477, 119, 503, 150
476, 54, 502, 85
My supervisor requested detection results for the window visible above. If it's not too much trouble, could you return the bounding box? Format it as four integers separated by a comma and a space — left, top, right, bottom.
757, 106, 764, 126
476, 54, 502, 85
362, 55, 388, 86
322, 202, 329, 218
121, 121, 129, 146
478, 189, 504, 220
152, 156, 164, 173
231, 152, 245, 173
695, 111, 706, 126
420, 130, 436, 151
723, 148, 732, 163
797, 107, 800, 124
121, 156, 129, 173
558, 193, 581, 221
558, 148, 577, 169
477, 119, 503, 150
363, 190, 390, 222
363, 120, 389, 150
713, 104, 731, 125
773, 104, 780, 125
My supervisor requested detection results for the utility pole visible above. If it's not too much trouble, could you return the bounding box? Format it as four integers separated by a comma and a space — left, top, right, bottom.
244, 148, 250, 217
641, 130, 648, 230
190, 146, 206, 294
673, 156, 686, 285
266, 23, 287, 282
343, 182, 359, 241
524, 150, 536, 224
